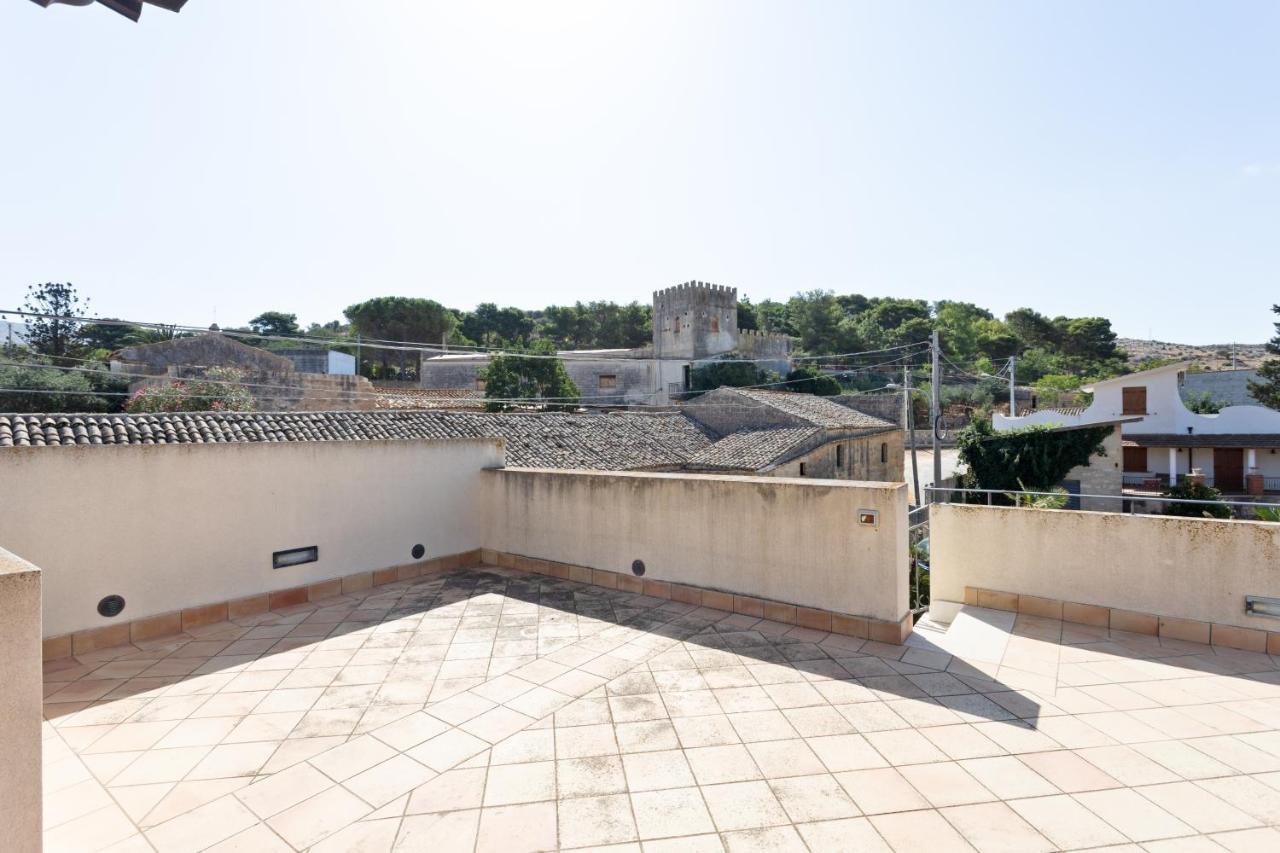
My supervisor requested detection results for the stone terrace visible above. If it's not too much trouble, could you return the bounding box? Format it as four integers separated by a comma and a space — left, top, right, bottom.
42, 567, 1280, 852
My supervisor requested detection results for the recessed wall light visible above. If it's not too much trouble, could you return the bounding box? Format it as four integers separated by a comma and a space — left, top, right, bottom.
273, 546, 318, 569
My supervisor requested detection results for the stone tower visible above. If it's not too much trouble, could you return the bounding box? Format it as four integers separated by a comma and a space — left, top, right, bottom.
652, 281, 739, 360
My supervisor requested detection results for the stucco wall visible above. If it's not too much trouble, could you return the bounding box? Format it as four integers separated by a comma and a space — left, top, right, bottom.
0, 439, 502, 638
930, 503, 1280, 631
0, 548, 41, 852
482, 468, 909, 622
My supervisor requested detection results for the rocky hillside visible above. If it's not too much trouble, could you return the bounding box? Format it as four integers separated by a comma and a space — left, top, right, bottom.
1117, 338, 1268, 371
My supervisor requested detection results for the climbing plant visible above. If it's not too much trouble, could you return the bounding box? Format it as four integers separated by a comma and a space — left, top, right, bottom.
957, 419, 1111, 496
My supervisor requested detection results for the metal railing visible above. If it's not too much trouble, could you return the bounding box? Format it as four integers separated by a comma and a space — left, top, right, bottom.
926, 485, 1280, 519
907, 504, 931, 613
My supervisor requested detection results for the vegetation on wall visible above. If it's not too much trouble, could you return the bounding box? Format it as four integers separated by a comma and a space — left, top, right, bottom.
1183, 392, 1227, 415
479, 341, 580, 412
123, 368, 256, 413
956, 419, 1110, 496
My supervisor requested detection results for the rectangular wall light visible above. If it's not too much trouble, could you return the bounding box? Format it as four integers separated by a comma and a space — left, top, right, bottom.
1245, 596, 1280, 619
273, 545, 319, 569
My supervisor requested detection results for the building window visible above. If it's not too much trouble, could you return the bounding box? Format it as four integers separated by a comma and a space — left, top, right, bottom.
836, 444, 845, 469
880, 442, 887, 464
1122, 386, 1147, 415
710, 316, 720, 333
798, 462, 807, 477
598, 374, 617, 390
1123, 446, 1148, 472
674, 316, 681, 334
475, 379, 486, 392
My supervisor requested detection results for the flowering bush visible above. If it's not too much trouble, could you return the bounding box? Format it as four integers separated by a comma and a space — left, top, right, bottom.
124, 368, 255, 413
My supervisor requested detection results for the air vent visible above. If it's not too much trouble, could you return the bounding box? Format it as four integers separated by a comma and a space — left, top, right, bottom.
412, 544, 425, 559
632, 560, 646, 577
97, 595, 126, 618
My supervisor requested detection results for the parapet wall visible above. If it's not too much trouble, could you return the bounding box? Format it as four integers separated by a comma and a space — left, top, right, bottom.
930, 503, 1280, 647
736, 328, 792, 360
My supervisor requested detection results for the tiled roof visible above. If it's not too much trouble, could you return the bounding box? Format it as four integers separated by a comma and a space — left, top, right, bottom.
0, 411, 713, 471
724, 389, 897, 431
684, 427, 821, 472
373, 388, 486, 411
1124, 433, 1280, 448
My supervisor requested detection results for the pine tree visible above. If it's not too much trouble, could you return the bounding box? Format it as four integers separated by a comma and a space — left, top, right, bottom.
1248, 305, 1280, 410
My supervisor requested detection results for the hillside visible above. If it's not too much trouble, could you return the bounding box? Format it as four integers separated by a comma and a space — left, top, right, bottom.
1117, 338, 1268, 371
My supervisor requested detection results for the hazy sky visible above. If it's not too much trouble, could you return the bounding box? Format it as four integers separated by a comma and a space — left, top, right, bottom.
2, 1, 1277, 344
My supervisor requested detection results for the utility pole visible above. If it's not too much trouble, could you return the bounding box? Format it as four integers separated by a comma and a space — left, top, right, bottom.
1008, 355, 1017, 417
905, 365, 921, 506
355, 334, 361, 378
931, 330, 942, 502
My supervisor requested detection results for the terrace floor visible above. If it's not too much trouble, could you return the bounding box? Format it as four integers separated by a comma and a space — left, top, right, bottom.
41, 567, 1280, 853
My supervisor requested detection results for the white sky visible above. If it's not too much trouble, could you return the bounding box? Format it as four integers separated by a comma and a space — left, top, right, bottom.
2, 1, 1277, 343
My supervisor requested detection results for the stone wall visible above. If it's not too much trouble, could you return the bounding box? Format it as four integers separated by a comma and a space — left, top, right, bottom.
681, 387, 805, 436
770, 430, 905, 481
653, 281, 738, 359
130, 368, 376, 411
115, 333, 294, 373
833, 393, 905, 428
1181, 369, 1261, 408
1061, 425, 1123, 511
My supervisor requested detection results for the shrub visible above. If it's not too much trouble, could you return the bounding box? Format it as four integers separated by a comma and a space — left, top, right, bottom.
784, 365, 841, 395
125, 368, 255, 413
1161, 480, 1232, 519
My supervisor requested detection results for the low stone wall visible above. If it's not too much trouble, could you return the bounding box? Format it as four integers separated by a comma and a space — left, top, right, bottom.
482, 467, 911, 632
930, 503, 1280, 650
130, 369, 376, 411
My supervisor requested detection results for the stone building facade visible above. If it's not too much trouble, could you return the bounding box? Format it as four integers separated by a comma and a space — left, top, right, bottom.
417, 280, 793, 406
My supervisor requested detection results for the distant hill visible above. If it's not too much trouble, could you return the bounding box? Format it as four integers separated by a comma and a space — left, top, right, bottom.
1117, 338, 1268, 371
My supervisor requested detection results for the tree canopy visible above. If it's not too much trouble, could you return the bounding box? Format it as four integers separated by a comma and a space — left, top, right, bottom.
479, 340, 580, 412
1248, 305, 1280, 410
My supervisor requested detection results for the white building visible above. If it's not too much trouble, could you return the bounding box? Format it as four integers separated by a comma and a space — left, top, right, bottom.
996, 362, 1280, 495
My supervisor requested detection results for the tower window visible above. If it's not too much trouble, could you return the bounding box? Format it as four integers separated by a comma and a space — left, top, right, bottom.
881, 442, 887, 464
710, 317, 720, 333
836, 444, 845, 469
674, 316, 681, 334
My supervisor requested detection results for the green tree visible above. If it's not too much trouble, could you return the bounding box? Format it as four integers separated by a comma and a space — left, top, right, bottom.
1183, 392, 1225, 414
1248, 305, 1280, 409
479, 340, 580, 412
737, 298, 759, 331
690, 358, 772, 392
13, 282, 87, 363
785, 365, 841, 395
77, 319, 149, 353
754, 299, 791, 335
0, 358, 112, 412
957, 419, 1110, 496
344, 296, 457, 378
248, 311, 301, 337
1004, 307, 1058, 350
787, 291, 846, 354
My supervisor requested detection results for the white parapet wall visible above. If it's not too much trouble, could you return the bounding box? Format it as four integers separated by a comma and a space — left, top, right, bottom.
482, 468, 910, 624
0, 438, 503, 638
0, 547, 42, 853
930, 503, 1280, 634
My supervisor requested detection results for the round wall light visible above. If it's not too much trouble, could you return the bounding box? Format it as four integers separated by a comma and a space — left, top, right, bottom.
411, 544, 426, 559
631, 560, 646, 577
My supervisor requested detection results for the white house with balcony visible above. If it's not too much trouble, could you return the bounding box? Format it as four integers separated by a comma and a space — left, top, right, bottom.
995, 361, 1280, 495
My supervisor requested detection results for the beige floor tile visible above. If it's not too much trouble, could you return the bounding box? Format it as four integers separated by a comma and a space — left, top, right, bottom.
1132, 739, 1236, 780
622, 749, 695, 791
1137, 781, 1262, 833
918, 724, 1005, 760
405, 766, 487, 814
795, 816, 891, 851
957, 755, 1058, 799
806, 733, 889, 772
700, 781, 790, 831
870, 808, 976, 852
203, 822, 295, 852
45, 804, 139, 853
1007, 793, 1128, 849
685, 744, 762, 785
83, 721, 180, 755
557, 793, 638, 847
939, 801, 1054, 853
556, 723, 620, 759
1073, 787, 1197, 842
462, 705, 538, 744
112, 745, 213, 786
222, 711, 304, 744
405, 728, 490, 772
475, 801, 558, 853
483, 760, 556, 806
558, 755, 628, 797
42, 777, 114, 830
144, 794, 260, 853
631, 786, 716, 839
768, 773, 860, 823
152, 717, 239, 750
1187, 735, 1280, 774
1075, 745, 1182, 786
308, 818, 400, 853
726, 710, 798, 743
834, 767, 930, 815
266, 784, 372, 849
898, 762, 995, 808
235, 761, 333, 819
491, 728, 555, 765
345, 754, 437, 807
139, 778, 252, 828
673, 715, 741, 748
720, 825, 808, 852
863, 728, 949, 766
394, 808, 480, 853
1017, 749, 1122, 792
745, 738, 827, 779
1210, 826, 1280, 852
641, 833, 724, 852
1194, 775, 1280, 824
